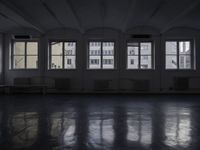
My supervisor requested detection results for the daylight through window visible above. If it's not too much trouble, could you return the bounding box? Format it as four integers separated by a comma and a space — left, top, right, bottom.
49, 42, 76, 69
127, 42, 153, 69
165, 41, 192, 69
88, 42, 114, 69
12, 41, 38, 69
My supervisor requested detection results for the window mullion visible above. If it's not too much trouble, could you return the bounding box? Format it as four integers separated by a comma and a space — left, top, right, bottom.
25, 42, 27, 69
139, 42, 141, 69
49, 42, 52, 69
63, 42, 65, 69
11, 41, 14, 69
177, 41, 179, 69
101, 42, 103, 69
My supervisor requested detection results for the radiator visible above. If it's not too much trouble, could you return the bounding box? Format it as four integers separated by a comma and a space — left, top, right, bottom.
132, 80, 150, 91
55, 78, 70, 90
173, 77, 189, 91
14, 78, 31, 85
94, 80, 111, 91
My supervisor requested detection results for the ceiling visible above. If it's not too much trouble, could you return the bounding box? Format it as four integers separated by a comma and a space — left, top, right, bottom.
0, 0, 200, 34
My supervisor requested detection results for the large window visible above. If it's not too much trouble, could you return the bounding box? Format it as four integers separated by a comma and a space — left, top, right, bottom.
165, 41, 193, 69
88, 42, 115, 69
49, 41, 76, 69
11, 41, 38, 69
127, 42, 153, 69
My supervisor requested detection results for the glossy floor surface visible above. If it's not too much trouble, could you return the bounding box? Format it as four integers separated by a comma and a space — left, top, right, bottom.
0, 95, 200, 150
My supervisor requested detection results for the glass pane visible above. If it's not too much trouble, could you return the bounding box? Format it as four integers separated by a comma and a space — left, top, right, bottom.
179, 41, 191, 54
102, 56, 114, 69
141, 42, 151, 55
166, 55, 177, 69
14, 42, 25, 55
166, 42, 177, 54
179, 55, 191, 69
64, 56, 76, 69
127, 56, 138, 69
89, 42, 101, 69
103, 42, 114, 69
27, 42, 38, 55
13, 56, 25, 69
89, 56, 101, 69
127, 43, 139, 55
27, 56, 38, 69
51, 56, 63, 69
64, 42, 76, 55
51, 42, 63, 55
140, 55, 152, 69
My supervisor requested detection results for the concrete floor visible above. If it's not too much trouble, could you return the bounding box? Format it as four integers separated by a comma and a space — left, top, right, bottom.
0, 94, 200, 150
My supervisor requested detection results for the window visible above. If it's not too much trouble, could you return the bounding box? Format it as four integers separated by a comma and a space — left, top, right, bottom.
49, 41, 76, 69
11, 41, 38, 69
165, 41, 193, 69
88, 42, 114, 69
127, 42, 153, 69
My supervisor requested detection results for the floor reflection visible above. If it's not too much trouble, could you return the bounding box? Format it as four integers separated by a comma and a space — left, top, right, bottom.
10, 112, 39, 148
164, 105, 191, 148
0, 95, 199, 150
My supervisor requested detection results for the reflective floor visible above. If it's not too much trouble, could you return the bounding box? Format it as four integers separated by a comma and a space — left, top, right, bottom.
0, 95, 200, 150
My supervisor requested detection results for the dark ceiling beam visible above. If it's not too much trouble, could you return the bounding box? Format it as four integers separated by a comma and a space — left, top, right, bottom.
161, 0, 200, 33
100, 0, 106, 27
0, 0, 45, 33
39, 0, 65, 28
64, 0, 84, 33
122, 0, 138, 31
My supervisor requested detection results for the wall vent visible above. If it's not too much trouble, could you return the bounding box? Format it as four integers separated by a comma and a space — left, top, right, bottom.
131, 34, 152, 39
13, 35, 32, 39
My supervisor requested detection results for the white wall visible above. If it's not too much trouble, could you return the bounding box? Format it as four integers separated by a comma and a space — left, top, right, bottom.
3, 27, 200, 93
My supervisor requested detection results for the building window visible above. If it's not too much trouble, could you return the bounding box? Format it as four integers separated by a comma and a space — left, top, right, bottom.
49, 41, 76, 69
88, 42, 114, 69
11, 41, 38, 69
127, 42, 153, 69
165, 41, 193, 69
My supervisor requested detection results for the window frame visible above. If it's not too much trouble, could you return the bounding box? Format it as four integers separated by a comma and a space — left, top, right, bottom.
10, 40, 39, 70
165, 39, 194, 70
87, 40, 116, 70
48, 40, 77, 70
126, 40, 154, 70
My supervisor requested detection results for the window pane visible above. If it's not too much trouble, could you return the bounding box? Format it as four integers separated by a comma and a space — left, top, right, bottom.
166, 55, 177, 69
103, 42, 114, 69
14, 42, 25, 55
51, 42, 63, 55
141, 55, 152, 69
127, 43, 139, 55
27, 56, 38, 69
141, 42, 151, 55
89, 42, 101, 69
13, 56, 25, 69
51, 56, 63, 69
179, 41, 191, 54
127, 56, 138, 69
27, 42, 38, 55
166, 42, 177, 54
64, 42, 76, 55
64, 56, 76, 69
89, 56, 101, 69
179, 55, 191, 69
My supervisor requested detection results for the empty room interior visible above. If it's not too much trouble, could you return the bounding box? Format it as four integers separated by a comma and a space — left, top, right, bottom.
1, 0, 200, 150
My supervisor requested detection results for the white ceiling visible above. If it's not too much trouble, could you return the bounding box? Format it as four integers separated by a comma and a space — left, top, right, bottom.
0, 0, 200, 34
